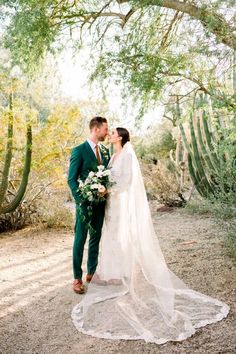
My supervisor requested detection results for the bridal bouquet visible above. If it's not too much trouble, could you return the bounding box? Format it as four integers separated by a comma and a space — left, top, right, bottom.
77, 165, 115, 204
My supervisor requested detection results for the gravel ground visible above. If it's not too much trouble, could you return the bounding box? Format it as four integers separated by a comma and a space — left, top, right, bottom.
0, 206, 235, 354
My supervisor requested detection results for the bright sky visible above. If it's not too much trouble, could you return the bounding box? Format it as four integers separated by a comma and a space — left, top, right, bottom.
57, 48, 164, 134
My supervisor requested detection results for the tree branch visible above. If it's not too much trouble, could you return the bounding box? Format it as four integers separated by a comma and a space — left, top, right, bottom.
158, 71, 236, 108
117, 0, 236, 50
53, 12, 126, 21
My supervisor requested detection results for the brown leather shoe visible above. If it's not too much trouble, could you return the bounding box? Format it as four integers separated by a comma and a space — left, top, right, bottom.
86, 274, 93, 283
72, 279, 85, 294
86, 273, 107, 285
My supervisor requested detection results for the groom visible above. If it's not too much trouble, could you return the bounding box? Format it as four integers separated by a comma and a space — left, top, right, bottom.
68, 117, 110, 294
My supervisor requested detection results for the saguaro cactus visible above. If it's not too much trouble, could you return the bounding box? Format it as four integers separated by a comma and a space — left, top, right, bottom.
0, 93, 32, 214
179, 110, 234, 198
170, 137, 187, 192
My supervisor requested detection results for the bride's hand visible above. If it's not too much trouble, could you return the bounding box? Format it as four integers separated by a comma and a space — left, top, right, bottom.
98, 189, 108, 197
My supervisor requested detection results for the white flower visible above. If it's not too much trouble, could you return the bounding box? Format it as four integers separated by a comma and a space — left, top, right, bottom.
103, 170, 111, 176
91, 183, 99, 190
98, 165, 105, 171
88, 196, 93, 202
87, 191, 92, 196
88, 171, 95, 178
96, 171, 103, 178
98, 185, 106, 193
79, 181, 84, 187
109, 176, 115, 183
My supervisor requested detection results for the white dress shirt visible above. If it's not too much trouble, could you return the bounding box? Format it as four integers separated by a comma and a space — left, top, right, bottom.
87, 138, 102, 161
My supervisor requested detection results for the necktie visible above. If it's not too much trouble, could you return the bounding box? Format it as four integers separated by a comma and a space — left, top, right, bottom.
95, 144, 102, 165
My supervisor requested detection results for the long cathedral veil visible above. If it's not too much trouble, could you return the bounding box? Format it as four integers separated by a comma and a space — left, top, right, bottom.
72, 142, 229, 344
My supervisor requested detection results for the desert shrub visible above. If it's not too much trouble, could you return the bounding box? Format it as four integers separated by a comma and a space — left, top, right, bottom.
0, 179, 74, 232
185, 196, 236, 259
134, 120, 176, 162
141, 160, 190, 207
184, 198, 214, 215
0, 201, 38, 232
134, 120, 191, 206
36, 190, 74, 229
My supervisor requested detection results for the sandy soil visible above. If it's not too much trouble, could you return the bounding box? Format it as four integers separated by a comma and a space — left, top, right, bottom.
0, 206, 235, 354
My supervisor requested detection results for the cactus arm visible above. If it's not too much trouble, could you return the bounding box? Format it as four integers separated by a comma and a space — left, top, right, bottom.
179, 123, 191, 155
196, 115, 216, 172
0, 124, 32, 214
169, 149, 181, 178
181, 148, 187, 186
187, 153, 205, 197
180, 121, 209, 195
189, 116, 214, 195
202, 111, 220, 168
0, 94, 13, 206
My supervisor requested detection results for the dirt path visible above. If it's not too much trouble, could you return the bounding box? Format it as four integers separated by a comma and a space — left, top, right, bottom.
0, 208, 235, 354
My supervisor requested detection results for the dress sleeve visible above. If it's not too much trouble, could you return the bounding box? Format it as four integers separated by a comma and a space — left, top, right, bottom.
112, 153, 132, 194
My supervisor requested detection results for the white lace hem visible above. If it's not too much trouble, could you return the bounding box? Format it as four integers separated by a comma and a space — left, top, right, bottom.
71, 297, 229, 344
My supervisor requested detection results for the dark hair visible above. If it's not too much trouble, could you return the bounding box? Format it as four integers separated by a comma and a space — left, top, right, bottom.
89, 116, 107, 130
116, 127, 130, 147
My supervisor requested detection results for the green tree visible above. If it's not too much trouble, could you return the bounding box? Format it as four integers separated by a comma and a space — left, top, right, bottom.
1, 0, 235, 117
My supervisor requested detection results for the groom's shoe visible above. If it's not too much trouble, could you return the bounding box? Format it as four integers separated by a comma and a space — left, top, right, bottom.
86, 274, 93, 283
72, 279, 85, 294
86, 273, 107, 285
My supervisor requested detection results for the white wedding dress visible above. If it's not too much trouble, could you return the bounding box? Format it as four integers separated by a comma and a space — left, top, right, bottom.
72, 142, 229, 344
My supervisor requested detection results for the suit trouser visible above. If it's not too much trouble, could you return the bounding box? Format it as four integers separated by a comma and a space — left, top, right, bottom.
73, 201, 106, 279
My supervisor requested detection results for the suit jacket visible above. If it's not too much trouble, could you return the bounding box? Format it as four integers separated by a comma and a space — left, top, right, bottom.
68, 141, 110, 204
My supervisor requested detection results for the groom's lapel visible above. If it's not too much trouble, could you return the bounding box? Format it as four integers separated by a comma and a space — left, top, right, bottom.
84, 141, 98, 166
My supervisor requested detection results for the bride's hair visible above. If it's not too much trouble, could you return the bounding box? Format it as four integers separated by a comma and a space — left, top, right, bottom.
116, 127, 130, 147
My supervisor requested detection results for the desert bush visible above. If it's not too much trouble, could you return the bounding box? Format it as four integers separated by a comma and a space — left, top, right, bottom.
134, 120, 191, 206
134, 120, 176, 162
36, 190, 74, 229
0, 201, 37, 232
141, 160, 190, 207
0, 178, 74, 232
185, 196, 236, 259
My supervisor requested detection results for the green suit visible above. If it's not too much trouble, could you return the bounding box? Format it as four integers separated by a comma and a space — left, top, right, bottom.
68, 140, 110, 280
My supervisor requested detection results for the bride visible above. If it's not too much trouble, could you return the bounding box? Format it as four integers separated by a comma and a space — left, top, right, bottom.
72, 127, 229, 344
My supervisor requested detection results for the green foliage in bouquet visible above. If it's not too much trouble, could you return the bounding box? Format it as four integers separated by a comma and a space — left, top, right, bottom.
77, 165, 114, 204
77, 165, 115, 234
